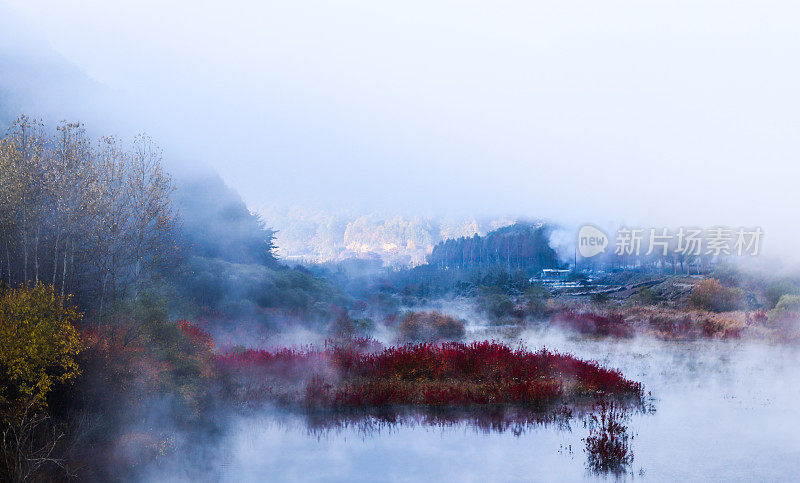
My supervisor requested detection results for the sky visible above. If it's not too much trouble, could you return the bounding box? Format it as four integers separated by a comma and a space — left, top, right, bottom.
1, 0, 799, 258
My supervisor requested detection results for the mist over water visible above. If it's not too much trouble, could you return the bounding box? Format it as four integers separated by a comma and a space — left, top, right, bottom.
137, 320, 800, 482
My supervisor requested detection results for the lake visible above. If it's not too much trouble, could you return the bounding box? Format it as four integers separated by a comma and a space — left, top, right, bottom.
143, 328, 800, 481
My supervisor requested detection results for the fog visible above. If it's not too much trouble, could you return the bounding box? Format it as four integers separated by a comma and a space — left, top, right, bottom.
136, 324, 800, 481
2, 0, 800, 258
4, 5, 800, 479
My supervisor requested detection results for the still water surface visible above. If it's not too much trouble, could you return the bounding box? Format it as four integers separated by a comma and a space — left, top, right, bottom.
148, 329, 800, 481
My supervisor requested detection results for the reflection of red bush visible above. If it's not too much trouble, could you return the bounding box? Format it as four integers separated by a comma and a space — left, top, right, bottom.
584, 399, 633, 473
216, 340, 643, 408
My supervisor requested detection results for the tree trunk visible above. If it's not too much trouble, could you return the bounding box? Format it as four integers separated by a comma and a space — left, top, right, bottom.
4, 243, 10, 286
60, 239, 68, 299
33, 227, 39, 283
51, 233, 60, 286
22, 229, 28, 284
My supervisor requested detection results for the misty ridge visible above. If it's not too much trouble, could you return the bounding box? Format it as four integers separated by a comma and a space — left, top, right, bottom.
258, 205, 515, 267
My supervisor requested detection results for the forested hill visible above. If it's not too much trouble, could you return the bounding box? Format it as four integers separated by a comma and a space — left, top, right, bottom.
174, 173, 277, 266
0, 116, 346, 322
386, 221, 562, 295
426, 221, 560, 273
172, 173, 351, 319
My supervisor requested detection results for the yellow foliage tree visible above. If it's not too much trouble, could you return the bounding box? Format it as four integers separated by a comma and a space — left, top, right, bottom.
0, 284, 82, 409
689, 278, 743, 313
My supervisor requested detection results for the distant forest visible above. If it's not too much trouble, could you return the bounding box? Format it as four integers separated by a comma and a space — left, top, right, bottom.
388, 222, 562, 295
427, 222, 559, 272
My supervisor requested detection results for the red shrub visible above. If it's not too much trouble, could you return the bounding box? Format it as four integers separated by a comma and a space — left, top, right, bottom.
176, 319, 215, 351
553, 310, 634, 338
746, 309, 768, 326
216, 340, 643, 409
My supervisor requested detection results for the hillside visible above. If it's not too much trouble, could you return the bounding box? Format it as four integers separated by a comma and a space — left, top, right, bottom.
258, 204, 514, 267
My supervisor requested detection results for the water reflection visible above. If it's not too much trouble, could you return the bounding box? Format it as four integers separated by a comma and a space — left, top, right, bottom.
300, 406, 576, 436
241, 397, 651, 478
296, 398, 649, 439
137, 337, 800, 481
583, 400, 635, 477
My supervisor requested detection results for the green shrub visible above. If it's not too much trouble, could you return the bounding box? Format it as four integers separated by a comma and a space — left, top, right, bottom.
636, 287, 658, 304
764, 279, 800, 309
476, 286, 516, 319
330, 314, 375, 338
398, 311, 465, 342
523, 285, 550, 317
767, 294, 800, 327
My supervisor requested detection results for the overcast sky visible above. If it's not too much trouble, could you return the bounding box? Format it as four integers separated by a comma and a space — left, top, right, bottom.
1, 0, 799, 257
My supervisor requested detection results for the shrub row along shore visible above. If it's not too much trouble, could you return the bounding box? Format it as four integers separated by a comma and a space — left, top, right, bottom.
215, 339, 644, 408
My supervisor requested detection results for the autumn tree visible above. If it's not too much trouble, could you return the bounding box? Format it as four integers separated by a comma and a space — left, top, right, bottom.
689, 278, 743, 313
0, 284, 82, 482
0, 283, 82, 409
0, 117, 180, 310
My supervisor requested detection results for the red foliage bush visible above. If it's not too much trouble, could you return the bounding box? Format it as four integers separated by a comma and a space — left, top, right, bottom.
176, 320, 215, 351
216, 340, 643, 409
647, 313, 692, 338
746, 309, 768, 326
553, 310, 634, 338
79, 323, 164, 396
554, 306, 751, 341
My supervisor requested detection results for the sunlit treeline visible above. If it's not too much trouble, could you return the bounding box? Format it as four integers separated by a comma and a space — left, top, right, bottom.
0, 116, 179, 309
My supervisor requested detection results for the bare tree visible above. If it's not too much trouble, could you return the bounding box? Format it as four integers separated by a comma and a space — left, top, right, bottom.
0, 399, 71, 482
127, 134, 178, 300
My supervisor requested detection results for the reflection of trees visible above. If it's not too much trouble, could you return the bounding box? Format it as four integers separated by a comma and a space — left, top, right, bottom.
295, 396, 650, 438
302, 406, 573, 437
